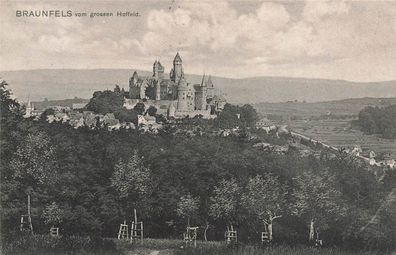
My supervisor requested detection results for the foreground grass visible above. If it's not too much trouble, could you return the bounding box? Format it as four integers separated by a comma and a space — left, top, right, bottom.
115, 238, 394, 255
4, 236, 394, 255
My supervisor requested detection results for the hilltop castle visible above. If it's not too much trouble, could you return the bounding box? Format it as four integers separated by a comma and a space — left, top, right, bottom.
126, 53, 226, 118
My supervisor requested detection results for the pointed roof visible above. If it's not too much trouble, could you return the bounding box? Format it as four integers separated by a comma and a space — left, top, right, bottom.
168, 102, 176, 111
201, 73, 206, 86
207, 75, 214, 87
173, 52, 182, 63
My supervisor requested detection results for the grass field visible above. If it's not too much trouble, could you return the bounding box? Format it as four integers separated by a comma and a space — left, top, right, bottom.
255, 98, 396, 159
115, 238, 394, 255
286, 118, 396, 159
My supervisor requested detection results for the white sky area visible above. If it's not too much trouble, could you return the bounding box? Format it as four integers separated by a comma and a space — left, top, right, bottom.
1, 0, 395, 82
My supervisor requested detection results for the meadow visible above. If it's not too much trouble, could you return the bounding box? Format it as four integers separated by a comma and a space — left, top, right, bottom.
255, 98, 396, 158
6, 236, 392, 255
287, 118, 396, 158
113, 238, 396, 255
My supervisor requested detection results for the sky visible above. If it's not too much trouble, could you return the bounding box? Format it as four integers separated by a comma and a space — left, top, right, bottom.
1, 0, 396, 82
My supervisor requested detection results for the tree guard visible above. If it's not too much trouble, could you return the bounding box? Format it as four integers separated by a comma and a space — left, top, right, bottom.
225, 225, 237, 244
20, 194, 33, 234
183, 226, 198, 248
130, 209, 144, 244
50, 226, 59, 237
118, 220, 129, 239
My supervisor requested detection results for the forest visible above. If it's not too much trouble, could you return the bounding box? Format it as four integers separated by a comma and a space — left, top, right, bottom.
353, 104, 396, 139
1, 80, 395, 254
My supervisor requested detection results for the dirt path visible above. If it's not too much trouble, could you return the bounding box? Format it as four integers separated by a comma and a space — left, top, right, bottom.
150, 251, 160, 255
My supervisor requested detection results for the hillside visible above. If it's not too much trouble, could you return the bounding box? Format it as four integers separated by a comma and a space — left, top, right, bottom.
254, 97, 396, 117
1, 69, 396, 104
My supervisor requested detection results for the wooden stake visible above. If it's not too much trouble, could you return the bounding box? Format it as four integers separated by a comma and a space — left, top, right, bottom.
27, 194, 31, 216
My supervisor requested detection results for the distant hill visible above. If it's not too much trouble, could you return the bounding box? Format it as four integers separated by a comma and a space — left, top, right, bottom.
254, 97, 396, 117
1, 69, 395, 104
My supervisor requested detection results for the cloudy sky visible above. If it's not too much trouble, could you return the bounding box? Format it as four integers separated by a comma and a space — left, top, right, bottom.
1, 0, 395, 82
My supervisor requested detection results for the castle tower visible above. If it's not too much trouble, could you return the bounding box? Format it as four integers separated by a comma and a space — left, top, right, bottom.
153, 60, 164, 80
170, 52, 184, 83
176, 77, 188, 112
196, 74, 208, 110
206, 75, 215, 99
153, 60, 164, 100
129, 71, 139, 98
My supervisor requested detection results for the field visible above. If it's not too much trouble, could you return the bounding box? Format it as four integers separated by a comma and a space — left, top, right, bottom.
115, 239, 392, 255
287, 118, 396, 159
255, 98, 396, 159
5, 236, 393, 255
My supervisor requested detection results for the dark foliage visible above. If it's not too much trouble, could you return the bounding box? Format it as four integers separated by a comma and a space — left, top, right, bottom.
353, 105, 396, 139
85, 90, 124, 114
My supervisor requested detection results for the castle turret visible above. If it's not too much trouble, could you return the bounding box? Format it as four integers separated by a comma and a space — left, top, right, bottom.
129, 71, 139, 98
206, 75, 215, 99
194, 74, 208, 110
170, 52, 184, 83
153, 60, 164, 80
167, 102, 176, 118
176, 77, 188, 112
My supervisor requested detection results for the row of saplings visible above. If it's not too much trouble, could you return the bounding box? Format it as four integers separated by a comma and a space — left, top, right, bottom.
20, 173, 340, 248
118, 173, 341, 248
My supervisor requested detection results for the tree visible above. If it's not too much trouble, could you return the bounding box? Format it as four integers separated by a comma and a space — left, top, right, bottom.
10, 131, 58, 185
0, 80, 22, 120
292, 169, 346, 244
110, 151, 152, 220
114, 108, 138, 124
42, 202, 64, 227
114, 84, 121, 94
85, 90, 124, 114
133, 102, 145, 115
242, 174, 287, 242
240, 104, 258, 127
176, 194, 199, 227
209, 179, 241, 231
147, 105, 157, 117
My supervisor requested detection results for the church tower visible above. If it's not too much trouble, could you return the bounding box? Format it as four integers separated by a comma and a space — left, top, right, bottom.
170, 52, 184, 83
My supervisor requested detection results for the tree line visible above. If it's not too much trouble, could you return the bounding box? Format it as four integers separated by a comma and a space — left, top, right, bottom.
353, 104, 396, 139
1, 81, 395, 250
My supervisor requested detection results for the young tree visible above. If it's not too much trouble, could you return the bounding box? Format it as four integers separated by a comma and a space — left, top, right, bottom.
209, 179, 241, 231
42, 202, 64, 229
10, 131, 58, 185
242, 174, 287, 242
292, 169, 346, 244
176, 194, 199, 227
111, 151, 152, 221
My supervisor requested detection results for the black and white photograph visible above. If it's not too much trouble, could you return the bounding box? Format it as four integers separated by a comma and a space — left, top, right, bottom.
0, 0, 395, 254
